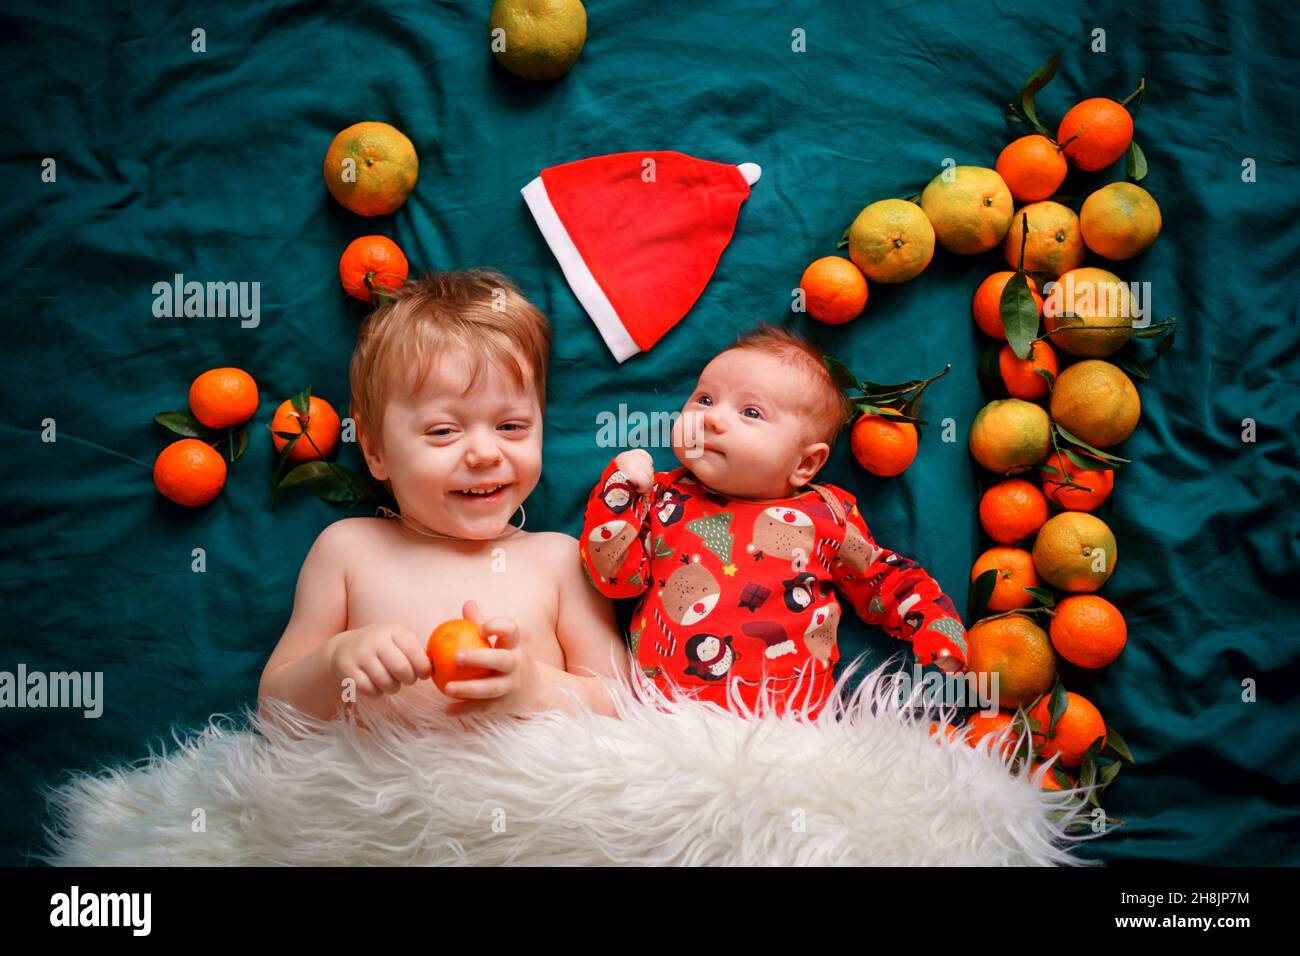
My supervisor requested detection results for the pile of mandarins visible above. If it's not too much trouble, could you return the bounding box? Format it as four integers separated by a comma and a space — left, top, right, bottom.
153, 369, 343, 508
807, 53, 1162, 799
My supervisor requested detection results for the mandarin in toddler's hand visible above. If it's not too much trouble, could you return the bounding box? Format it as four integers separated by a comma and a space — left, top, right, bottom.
427, 619, 494, 694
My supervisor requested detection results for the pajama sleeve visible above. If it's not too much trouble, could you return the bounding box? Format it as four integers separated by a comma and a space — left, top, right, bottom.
831, 497, 970, 672
579, 457, 653, 599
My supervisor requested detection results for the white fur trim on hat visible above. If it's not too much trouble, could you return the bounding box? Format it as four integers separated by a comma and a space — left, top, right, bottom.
521, 176, 641, 363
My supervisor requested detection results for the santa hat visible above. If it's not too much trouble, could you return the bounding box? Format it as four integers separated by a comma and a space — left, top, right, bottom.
521, 150, 761, 362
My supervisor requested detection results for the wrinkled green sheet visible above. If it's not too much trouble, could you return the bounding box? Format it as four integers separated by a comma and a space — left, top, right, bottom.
2, 0, 1298, 866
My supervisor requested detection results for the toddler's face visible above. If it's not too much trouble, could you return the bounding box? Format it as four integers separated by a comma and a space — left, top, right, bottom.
364, 348, 542, 540
670, 348, 829, 499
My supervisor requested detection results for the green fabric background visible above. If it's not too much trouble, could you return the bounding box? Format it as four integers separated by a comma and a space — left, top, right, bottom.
2, 0, 1297, 866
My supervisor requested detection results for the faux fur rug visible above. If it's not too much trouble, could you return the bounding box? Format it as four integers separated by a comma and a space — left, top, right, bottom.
39, 660, 1105, 866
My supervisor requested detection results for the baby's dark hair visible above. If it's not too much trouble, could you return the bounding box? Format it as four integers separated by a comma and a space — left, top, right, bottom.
725, 323, 855, 446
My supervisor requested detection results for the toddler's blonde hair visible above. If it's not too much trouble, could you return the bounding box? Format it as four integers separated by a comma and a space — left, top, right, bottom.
349, 270, 552, 453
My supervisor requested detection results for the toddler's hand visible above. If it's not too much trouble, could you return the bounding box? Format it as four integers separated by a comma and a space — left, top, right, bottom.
614, 449, 655, 494
328, 623, 432, 699
441, 600, 542, 717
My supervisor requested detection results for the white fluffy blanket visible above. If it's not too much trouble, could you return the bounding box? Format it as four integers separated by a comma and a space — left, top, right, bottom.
40, 660, 1105, 866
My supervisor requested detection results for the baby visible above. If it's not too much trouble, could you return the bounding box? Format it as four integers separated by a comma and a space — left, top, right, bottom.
259, 270, 628, 724
580, 324, 969, 720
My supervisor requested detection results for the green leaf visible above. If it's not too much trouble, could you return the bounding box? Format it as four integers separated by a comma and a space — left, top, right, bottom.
276, 461, 377, 505
855, 403, 925, 426
290, 385, 312, 418
839, 364, 948, 433
1019, 51, 1062, 138
899, 393, 926, 428
1053, 424, 1132, 464
1156, 327, 1177, 355
1039, 459, 1064, 481
1115, 357, 1149, 380
976, 344, 1005, 399
228, 431, 248, 465
1126, 140, 1148, 182
1079, 750, 1098, 793
836, 226, 851, 250
1024, 586, 1056, 606
967, 568, 998, 624
855, 385, 923, 404
154, 411, 211, 438
1034, 367, 1055, 393
1100, 724, 1136, 764
1079, 738, 1106, 804
1001, 269, 1040, 360
1098, 761, 1123, 787
1062, 446, 1118, 473
269, 431, 304, 507
861, 366, 950, 397
855, 403, 891, 417
858, 378, 926, 395
822, 355, 860, 391
1047, 678, 1068, 736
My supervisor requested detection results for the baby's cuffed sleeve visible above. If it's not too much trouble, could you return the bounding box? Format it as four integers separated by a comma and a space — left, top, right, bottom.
831, 499, 969, 672
579, 458, 653, 598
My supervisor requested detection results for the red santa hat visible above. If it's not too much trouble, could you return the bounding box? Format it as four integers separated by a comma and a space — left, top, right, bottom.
521, 150, 761, 362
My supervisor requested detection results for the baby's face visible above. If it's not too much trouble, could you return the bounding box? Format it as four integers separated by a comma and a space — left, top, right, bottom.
670, 348, 828, 499
365, 348, 542, 540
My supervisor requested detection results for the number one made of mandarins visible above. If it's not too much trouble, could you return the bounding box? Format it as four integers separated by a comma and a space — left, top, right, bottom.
427, 619, 493, 694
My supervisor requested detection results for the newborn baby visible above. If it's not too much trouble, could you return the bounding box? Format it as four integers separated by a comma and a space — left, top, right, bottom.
580, 324, 968, 720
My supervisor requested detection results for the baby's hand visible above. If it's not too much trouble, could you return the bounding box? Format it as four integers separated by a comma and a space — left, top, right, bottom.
614, 449, 655, 494
441, 600, 542, 717
328, 623, 432, 699
934, 649, 965, 674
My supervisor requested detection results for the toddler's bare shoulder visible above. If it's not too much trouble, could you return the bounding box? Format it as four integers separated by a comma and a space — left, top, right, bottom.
523, 530, 581, 557
309, 516, 393, 555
